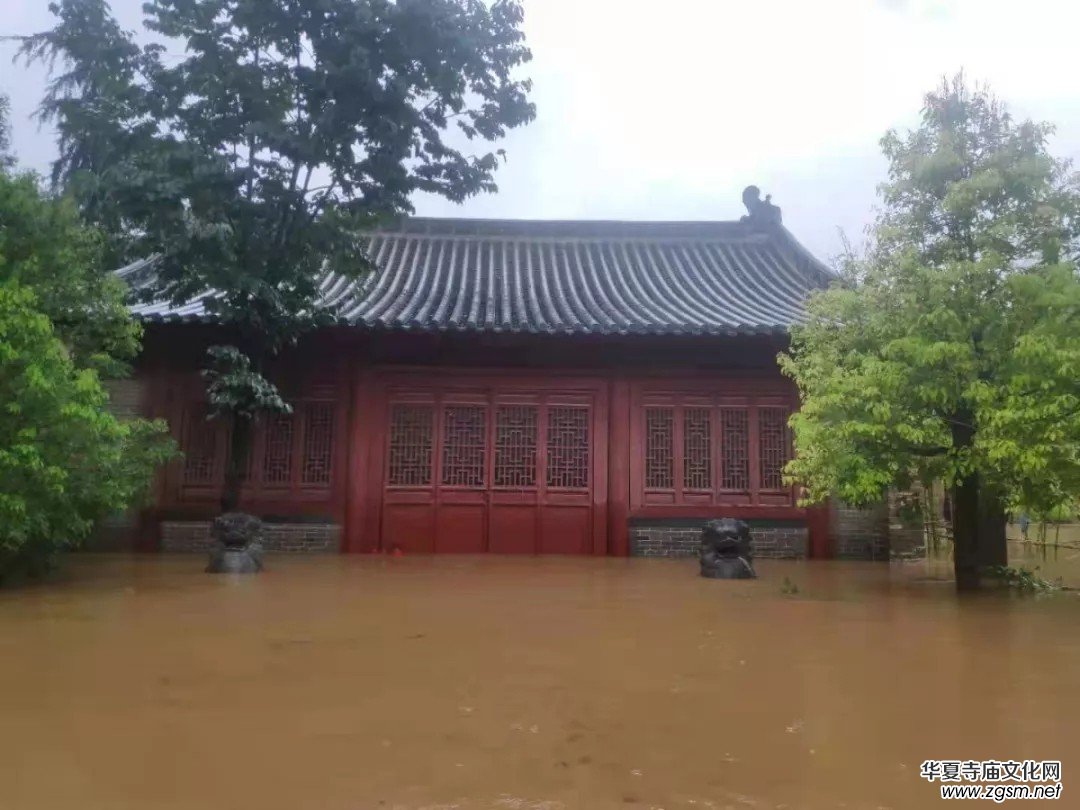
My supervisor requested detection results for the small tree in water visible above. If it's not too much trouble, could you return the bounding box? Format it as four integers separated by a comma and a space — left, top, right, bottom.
781, 75, 1080, 591
21, 0, 535, 513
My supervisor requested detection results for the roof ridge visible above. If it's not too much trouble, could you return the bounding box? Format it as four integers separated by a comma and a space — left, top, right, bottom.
376, 216, 757, 240
396, 216, 746, 224
367, 231, 773, 244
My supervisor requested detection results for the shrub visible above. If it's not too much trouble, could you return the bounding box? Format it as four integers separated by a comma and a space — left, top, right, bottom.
0, 282, 172, 580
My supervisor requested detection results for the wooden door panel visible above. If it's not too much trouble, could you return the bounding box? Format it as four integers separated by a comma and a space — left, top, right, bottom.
436, 504, 486, 553
383, 503, 435, 553
539, 507, 590, 554
489, 505, 537, 554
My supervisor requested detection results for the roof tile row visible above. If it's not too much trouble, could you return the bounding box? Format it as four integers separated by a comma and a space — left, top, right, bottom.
126, 217, 833, 335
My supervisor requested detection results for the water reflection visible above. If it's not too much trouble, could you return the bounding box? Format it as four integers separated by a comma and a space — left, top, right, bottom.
922, 538, 1080, 589
0, 554, 1077, 810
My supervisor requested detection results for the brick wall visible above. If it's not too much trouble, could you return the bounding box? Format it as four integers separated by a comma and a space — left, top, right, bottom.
630, 503, 924, 562
161, 521, 340, 553
629, 522, 808, 559
830, 501, 890, 560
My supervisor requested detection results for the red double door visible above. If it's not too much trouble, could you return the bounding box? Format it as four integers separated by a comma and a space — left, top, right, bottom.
375, 374, 609, 554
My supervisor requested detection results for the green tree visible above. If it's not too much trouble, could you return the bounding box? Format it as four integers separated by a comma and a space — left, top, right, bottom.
0, 167, 175, 580
781, 76, 1080, 590
0, 93, 13, 169
20, 0, 535, 511
0, 171, 139, 376
0, 283, 172, 580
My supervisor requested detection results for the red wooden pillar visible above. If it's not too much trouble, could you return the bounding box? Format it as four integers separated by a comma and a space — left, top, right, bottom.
591, 382, 610, 555
362, 373, 387, 552
343, 363, 379, 553
806, 500, 832, 559
608, 379, 631, 556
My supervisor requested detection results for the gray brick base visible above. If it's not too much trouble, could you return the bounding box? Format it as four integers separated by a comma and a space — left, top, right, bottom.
630, 523, 808, 559
830, 502, 890, 560
161, 521, 340, 553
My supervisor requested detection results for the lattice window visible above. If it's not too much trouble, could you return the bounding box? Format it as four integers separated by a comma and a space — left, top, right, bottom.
644, 407, 674, 489
758, 407, 790, 490
720, 408, 750, 489
683, 407, 712, 490
494, 405, 538, 488
388, 404, 434, 486
546, 406, 589, 489
441, 405, 487, 487
183, 407, 218, 485
262, 413, 294, 485
301, 402, 335, 485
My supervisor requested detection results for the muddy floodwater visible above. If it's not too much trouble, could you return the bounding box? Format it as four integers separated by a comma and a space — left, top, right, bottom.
2, 551, 1078, 810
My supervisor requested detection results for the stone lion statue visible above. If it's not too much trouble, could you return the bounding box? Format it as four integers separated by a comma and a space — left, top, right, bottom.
206, 512, 265, 574
699, 518, 756, 579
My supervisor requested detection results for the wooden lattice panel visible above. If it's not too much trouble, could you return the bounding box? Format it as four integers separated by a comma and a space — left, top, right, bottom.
388, 404, 434, 486
182, 407, 218, 485
441, 405, 487, 487
301, 402, 335, 485
683, 407, 712, 490
546, 406, 589, 489
262, 413, 294, 485
494, 405, 538, 488
758, 407, 790, 490
720, 408, 750, 489
644, 407, 674, 489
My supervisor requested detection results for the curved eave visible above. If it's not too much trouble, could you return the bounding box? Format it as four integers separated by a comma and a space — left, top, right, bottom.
135, 311, 794, 338
351, 319, 794, 338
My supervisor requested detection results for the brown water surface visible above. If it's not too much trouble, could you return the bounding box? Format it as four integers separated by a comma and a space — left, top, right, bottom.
1, 553, 1078, 810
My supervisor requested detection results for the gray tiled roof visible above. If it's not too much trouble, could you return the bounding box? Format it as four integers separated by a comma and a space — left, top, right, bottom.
124, 216, 833, 336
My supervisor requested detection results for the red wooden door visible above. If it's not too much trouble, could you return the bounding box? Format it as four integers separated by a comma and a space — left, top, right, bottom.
377, 375, 606, 554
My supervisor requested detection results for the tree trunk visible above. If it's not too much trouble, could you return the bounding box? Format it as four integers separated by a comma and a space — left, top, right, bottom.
976, 483, 1008, 567
221, 414, 253, 513
951, 473, 982, 591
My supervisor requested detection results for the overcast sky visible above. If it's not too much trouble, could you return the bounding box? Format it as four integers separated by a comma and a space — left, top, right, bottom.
4, 0, 1080, 262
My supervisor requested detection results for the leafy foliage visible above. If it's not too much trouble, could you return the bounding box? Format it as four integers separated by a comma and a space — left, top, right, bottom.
0, 171, 139, 376
0, 162, 175, 580
204, 345, 291, 420
782, 257, 1080, 509
21, 0, 535, 507
780, 76, 1080, 587
20, 0, 533, 348
984, 565, 1060, 593
0, 282, 173, 580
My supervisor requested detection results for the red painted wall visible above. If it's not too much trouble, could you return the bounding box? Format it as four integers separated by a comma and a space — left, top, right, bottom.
138, 325, 828, 556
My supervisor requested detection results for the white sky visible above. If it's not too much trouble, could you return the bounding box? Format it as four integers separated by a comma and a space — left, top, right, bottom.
4, 0, 1080, 262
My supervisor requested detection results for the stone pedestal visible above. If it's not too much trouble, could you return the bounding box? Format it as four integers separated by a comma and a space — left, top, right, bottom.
699, 518, 756, 579
206, 512, 265, 574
